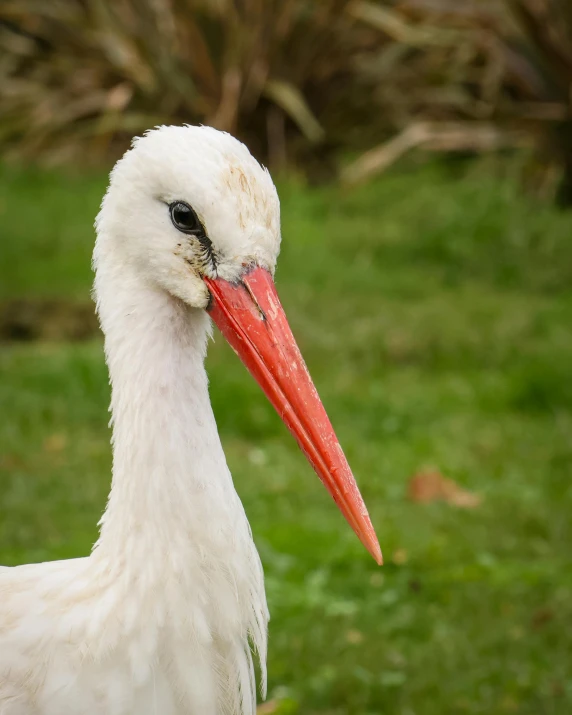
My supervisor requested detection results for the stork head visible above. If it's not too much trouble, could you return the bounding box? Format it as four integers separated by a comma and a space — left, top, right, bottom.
97, 125, 381, 565
97, 125, 280, 307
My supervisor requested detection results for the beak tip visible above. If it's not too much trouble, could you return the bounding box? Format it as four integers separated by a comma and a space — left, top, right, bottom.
369, 539, 383, 566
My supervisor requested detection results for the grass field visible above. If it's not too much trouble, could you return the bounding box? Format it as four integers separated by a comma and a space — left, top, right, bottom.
1, 160, 571, 714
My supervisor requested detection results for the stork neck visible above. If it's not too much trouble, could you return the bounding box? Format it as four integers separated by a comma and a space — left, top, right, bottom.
92, 266, 240, 567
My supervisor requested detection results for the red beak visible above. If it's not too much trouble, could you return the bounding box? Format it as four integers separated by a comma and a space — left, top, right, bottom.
205, 266, 382, 565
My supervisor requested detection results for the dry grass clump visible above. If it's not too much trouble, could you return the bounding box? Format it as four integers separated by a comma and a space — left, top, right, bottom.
0, 0, 570, 193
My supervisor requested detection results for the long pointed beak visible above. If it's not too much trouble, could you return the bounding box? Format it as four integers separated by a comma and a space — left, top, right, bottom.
204, 266, 382, 565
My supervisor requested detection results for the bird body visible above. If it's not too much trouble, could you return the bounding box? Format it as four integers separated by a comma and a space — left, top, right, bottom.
0, 126, 379, 715
1, 261, 266, 715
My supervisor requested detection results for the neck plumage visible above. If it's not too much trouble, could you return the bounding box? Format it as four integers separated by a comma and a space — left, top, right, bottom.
94, 267, 232, 563
90, 247, 268, 709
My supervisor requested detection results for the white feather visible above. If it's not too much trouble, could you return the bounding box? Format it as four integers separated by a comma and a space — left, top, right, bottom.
0, 125, 282, 715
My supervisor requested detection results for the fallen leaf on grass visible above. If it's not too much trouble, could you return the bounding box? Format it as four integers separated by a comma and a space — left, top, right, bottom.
407, 469, 482, 509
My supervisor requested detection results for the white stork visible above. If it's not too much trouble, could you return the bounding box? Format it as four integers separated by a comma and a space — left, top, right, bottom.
0, 125, 381, 715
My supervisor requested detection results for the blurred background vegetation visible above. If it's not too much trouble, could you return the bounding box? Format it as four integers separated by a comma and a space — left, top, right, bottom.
1, 0, 572, 198
1, 2, 572, 714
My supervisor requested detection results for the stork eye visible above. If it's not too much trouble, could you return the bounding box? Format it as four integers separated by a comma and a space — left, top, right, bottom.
169, 201, 203, 235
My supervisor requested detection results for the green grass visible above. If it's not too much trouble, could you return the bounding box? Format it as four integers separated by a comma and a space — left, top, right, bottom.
1, 160, 572, 714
